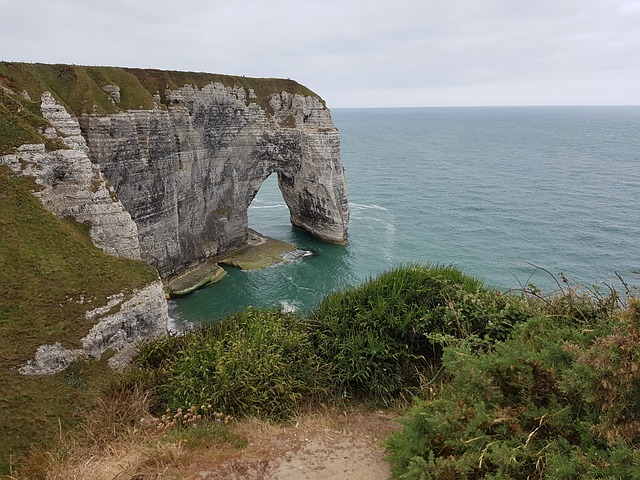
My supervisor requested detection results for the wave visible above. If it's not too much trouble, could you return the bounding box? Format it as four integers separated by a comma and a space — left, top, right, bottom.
283, 249, 314, 262
166, 314, 193, 334
249, 203, 288, 210
280, 300, 298, 313
349, 202, 388, 212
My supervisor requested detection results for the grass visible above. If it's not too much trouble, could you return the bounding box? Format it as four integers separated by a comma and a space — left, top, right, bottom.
0, 62, 322, 123
122, 67, 321, 112
0, 89, 48, 154
133, 264, 529, 421
11, 380, 246, 480
135, 308, 327, 420
0, 166, 158, 474
309, 264, 531, 403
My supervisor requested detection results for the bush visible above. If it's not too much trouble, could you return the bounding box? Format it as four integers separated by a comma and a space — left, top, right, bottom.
137, 265, 532, 419
308, 264, 530, 404
136, 308, 327, 420
386, 293, 640, 479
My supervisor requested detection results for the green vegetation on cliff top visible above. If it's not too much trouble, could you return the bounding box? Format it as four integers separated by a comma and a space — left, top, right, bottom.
0, 88, 48, 155
0, 61, 320, 120
0, 165, 158, 474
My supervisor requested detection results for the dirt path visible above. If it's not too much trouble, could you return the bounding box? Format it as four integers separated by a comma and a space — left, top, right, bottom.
191, 409, 400, 480
12, 408, 402, 479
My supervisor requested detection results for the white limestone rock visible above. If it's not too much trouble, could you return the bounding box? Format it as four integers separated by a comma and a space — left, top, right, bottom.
80, 83, 350, 277
40, 92, 88, 151
102, 84, 121, 104
83, 280, 169, 369
18, 343, 87, 376
18, 281, 168, 375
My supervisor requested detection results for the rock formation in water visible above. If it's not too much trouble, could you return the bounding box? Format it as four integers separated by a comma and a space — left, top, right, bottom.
79, 81, 349, 278
1, 65, 349, 278
1, 64, 350, 278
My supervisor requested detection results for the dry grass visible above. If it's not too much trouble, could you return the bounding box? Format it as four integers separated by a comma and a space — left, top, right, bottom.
28, 440, 187, 480
12, 383, 157, 479
11, 389, 400, 480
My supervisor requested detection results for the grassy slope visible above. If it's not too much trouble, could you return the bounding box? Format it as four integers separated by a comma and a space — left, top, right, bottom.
0, 62, 320, 123
0, 88, 48, 155
0, 166, 158, 473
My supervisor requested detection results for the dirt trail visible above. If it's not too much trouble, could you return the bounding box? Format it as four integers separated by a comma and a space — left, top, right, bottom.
191, 410, 400, 480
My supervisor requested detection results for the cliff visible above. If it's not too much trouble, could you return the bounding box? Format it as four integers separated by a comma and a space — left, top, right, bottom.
1, 75, 169, 374
0, 63, 350, 278
1, 92, 142, 259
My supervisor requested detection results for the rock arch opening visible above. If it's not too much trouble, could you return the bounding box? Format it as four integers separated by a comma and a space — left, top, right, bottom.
247, 173, 292, 239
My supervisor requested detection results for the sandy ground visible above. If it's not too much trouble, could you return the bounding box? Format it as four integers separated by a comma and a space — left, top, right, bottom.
190, 409, 400, 480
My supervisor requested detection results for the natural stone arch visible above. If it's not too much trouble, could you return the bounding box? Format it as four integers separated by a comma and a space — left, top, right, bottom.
243, 130, 350, 246
81, 85, 349, 278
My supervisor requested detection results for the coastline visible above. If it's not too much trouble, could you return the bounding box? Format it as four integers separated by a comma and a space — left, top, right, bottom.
165, 230, 297, 297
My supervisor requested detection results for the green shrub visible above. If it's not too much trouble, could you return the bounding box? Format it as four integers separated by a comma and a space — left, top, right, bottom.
136, 308, 327, 420
308, 264, 531, 404
136, 265, 529, 417
386, 292, 640, 479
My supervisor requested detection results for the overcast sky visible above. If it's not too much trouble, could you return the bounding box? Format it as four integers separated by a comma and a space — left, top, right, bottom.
2, 0, 640, 108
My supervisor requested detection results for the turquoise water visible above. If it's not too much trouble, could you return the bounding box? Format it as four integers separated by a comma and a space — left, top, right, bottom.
170, 106, 640, 324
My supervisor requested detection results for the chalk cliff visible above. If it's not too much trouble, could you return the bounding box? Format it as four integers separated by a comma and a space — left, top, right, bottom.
80, 81, 349, 277
1, 63, 349, 278
1, 84, 169, 374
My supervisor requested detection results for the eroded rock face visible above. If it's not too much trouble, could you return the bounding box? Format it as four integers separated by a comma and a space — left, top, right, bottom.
1, 73, 347, 373
0, 93, 141, 260
80, 83, 349, 277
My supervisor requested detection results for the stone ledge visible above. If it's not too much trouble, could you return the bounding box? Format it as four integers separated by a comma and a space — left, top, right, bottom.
165, 230, 298, 297
166, 262, 227, 298
219, 232, 297, 271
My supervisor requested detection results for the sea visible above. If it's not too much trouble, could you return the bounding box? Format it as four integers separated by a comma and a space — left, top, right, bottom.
170, 106, 640, 325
